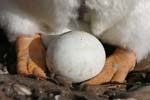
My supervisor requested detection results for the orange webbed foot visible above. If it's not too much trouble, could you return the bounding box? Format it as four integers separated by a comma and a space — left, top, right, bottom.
16, 34, 47, 79
83, 48, 136, 85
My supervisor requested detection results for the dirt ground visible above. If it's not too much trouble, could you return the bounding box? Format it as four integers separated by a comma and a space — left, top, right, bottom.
1, 29, 150, 100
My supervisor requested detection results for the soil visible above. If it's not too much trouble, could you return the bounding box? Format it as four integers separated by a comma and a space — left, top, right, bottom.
0, 29, 150, 100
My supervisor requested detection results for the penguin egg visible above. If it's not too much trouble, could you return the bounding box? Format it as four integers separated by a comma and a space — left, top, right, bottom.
46, 31, 106, 83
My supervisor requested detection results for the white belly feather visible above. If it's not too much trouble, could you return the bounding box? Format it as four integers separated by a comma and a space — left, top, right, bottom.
0, 0, 150, 62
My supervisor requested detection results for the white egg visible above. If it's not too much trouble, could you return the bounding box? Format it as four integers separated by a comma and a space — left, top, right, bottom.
46, 31, 106, 83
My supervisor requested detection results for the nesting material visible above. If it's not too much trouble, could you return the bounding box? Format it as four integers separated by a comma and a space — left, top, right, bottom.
46, 31, 106, 83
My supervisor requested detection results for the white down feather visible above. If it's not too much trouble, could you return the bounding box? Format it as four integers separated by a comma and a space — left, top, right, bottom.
0, 0, 150, 62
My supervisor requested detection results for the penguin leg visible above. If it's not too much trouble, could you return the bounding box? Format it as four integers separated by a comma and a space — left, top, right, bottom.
16, 34, 47, 79
83, 48, 136, 85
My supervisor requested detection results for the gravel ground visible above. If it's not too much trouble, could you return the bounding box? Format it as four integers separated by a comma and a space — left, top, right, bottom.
1, 28, 150, 100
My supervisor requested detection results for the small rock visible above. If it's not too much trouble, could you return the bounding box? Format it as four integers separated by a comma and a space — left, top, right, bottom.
55, 95, 61, 100
13, 83, 32, 96
0, 90, 11, 100
114, 98, 137, 100
0, 64, 9, 74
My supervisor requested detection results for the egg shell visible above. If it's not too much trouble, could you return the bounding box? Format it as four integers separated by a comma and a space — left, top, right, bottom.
46, 31, 106, 83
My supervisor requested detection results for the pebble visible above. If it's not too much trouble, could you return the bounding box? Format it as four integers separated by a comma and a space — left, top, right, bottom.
55, 95, 61, 100
13, 84, 32, 96
114, 98, 137, 100
0, 64, 9, 74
